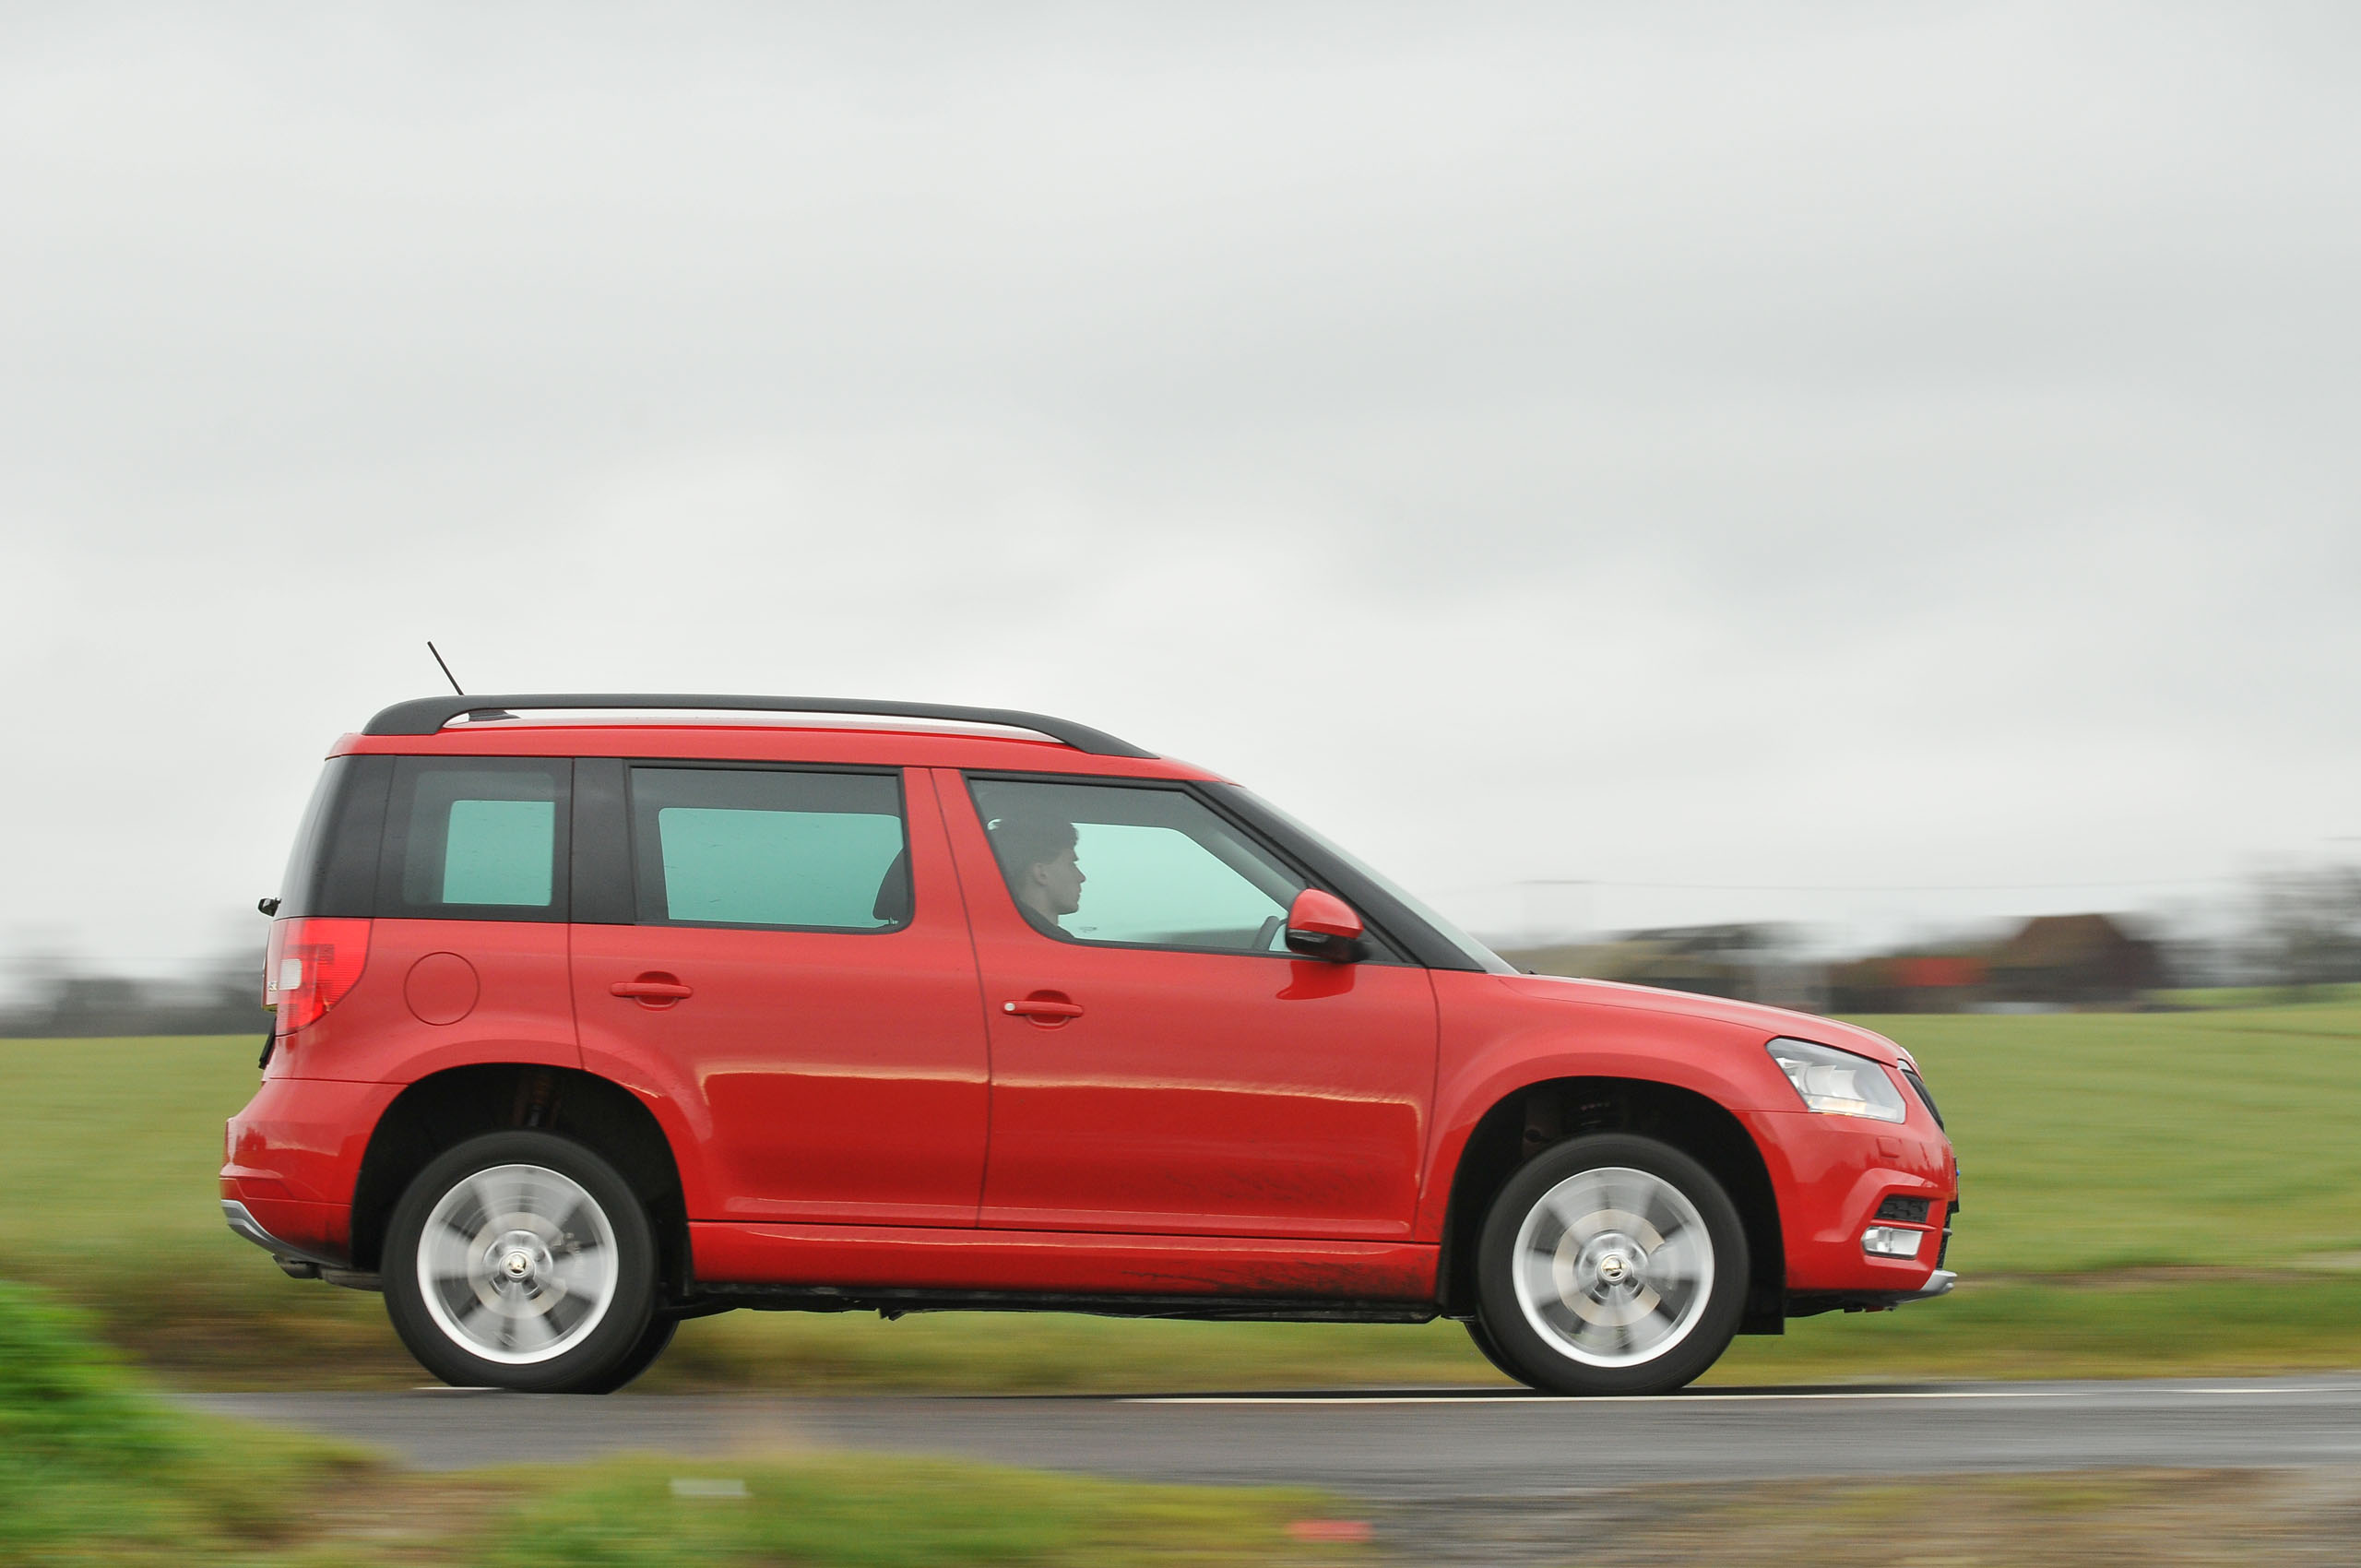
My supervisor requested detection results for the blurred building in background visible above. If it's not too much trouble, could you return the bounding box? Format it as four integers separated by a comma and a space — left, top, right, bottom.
1501, 923, 1829, 1012
1511, 912, 2182, 1015
1987, 913, 2167, 1007
1823, 913, 2167, 1013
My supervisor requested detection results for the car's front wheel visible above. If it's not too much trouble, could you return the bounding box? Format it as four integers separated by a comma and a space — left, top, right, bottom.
1474, 1133, 1748, 1396
383, 1131, 659, 1393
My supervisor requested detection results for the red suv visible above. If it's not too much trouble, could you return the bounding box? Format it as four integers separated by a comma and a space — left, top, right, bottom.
225, 695, 1956, 1395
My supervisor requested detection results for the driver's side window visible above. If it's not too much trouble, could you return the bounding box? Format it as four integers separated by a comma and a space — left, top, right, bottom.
967, 778, 1305, 955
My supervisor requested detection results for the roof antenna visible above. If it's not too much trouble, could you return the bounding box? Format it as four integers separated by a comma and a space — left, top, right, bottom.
426, 641, 465, 696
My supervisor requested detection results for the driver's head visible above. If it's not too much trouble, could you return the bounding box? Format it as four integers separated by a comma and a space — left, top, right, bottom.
991, 816, 1084, 922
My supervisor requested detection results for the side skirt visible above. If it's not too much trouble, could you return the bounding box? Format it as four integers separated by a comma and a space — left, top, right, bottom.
683, 1219, 1442, 1319
689, 1284, 1439, 1324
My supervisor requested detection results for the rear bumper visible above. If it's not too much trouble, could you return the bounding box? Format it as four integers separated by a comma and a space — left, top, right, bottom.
220, 1075, 397, 1270
221, 1196, 380, 1289
221, 1197, 338, 1273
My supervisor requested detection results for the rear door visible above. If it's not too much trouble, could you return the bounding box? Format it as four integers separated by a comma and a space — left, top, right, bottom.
572, 763, 991, 1227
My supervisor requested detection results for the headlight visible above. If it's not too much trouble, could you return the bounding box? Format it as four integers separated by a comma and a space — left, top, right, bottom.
1767, 1037, 1909, 1123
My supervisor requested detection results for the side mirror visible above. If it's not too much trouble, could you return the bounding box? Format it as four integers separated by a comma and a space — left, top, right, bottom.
1284, 888, 1365, 963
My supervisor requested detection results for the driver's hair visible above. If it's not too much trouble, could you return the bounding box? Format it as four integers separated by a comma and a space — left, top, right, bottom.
988, 816, 1078, 881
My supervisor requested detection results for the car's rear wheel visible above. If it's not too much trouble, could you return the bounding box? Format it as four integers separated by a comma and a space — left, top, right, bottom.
1474, 1134, 1748, 1396
383, 1131, 658, 1394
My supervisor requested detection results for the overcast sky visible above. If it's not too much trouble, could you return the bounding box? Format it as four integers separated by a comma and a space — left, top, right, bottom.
5, 3, 2356, 981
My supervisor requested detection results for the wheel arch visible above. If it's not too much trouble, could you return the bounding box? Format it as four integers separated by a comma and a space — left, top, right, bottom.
1436, 1075, 1786, 1335
350, 1064, 691, 1302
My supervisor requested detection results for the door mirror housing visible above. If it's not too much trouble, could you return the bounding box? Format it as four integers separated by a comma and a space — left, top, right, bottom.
1284, 888, 1365, 963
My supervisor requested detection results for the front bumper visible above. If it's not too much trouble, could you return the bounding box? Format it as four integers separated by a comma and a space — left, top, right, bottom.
1787, 1267, 1956, 1317
1742, 1106, 1958, 1299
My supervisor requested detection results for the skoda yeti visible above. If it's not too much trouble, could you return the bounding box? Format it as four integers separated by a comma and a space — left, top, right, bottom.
224, 694, 1957, 1395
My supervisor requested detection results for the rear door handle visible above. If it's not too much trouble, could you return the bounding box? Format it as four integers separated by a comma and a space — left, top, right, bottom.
1003, 997, 1084, 1020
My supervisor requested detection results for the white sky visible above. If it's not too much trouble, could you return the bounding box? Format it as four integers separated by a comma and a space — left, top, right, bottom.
4, 3, 2356, 980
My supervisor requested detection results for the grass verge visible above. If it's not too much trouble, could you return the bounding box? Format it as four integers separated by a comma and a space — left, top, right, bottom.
0, 1278, 1365, 1566
397, 1457, 1360, 1568
0, 1279, 373, 1564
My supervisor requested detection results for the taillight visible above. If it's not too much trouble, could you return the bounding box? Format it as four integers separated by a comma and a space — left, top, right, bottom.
263, 918, 371, 1032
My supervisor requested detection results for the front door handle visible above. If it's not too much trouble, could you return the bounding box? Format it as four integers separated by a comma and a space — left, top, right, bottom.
611, 974, 694, 1004
1003, 996, 1084, 1021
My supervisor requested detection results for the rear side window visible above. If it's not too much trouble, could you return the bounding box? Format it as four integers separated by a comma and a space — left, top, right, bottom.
378, 758, 570, 921
628, 766, 908, 932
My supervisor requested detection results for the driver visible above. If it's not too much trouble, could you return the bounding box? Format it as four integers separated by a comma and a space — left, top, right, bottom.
989, 816, 1085, 930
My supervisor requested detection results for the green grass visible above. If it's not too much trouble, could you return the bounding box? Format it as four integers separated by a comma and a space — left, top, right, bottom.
1707, 1273, 2361, 1384
1885, 996, 2361, 1275
0, 1279, 375, 1563
0, 1280, 1361, 1567
441, 1457, 1359, 1568
4, 1003, 2358, 1392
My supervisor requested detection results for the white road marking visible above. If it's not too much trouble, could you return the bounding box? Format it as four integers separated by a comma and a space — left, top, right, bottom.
1130, 1384, 2359, 1406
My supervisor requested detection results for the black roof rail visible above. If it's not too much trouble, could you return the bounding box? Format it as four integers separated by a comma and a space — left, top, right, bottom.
361, 694, 1157, 758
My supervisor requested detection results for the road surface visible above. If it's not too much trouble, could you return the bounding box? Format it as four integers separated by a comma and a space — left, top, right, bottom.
187, 1376, 2361, 1496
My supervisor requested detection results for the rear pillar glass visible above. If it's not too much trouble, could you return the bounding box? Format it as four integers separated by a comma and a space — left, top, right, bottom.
377, 758, 571, 921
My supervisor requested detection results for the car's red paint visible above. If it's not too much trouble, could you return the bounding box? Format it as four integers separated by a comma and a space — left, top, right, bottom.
225, 716, 1958, 1316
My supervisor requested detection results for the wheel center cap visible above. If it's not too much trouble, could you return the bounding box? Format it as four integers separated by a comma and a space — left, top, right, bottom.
1596, 1251, 1632, 1285
502, 1249, 534, 1280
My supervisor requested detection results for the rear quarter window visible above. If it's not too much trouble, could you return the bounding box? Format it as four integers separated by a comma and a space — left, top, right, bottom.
377, 758, 571, 921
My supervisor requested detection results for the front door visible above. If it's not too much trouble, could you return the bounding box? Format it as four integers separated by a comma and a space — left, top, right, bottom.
573, 764, 990, 1228
942, 770, 1437, 1241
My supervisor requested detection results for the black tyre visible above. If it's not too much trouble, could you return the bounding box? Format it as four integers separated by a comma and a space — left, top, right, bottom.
1461, 1316, 1524, 1383
383, 1131, 658, 1394
577, 1312, 680, 1395
1473, 1134, 1748, 1396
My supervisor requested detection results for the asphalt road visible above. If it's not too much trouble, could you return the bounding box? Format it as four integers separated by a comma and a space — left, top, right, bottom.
187, 1377, 2361, 1495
